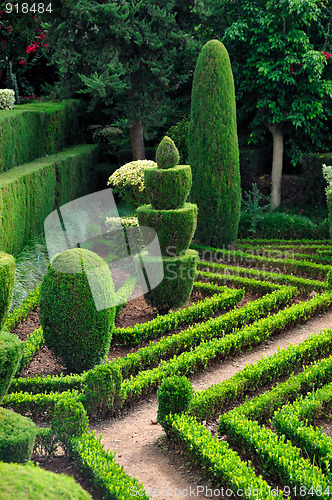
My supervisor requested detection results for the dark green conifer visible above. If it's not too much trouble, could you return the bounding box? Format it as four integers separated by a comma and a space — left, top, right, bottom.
188, 40, 241, 247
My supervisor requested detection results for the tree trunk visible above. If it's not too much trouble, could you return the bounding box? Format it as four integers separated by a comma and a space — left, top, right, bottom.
266, 122, 284, 209
129, 116, 145, 160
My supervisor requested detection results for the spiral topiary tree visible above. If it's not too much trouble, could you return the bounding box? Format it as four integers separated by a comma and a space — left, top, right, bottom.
137, 136, 198, 314
188, 39, 241, 247
39, 248, 116, 373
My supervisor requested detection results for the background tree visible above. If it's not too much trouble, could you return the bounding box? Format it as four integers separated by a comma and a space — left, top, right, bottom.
44, 0, 204, 160
207, 0, 332, 208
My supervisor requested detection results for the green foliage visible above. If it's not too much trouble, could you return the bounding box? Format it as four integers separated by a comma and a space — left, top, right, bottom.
0, 252, 15, 329
45, 1, 203, 146
39, 248, 116, 373
0, 100, 80, 174
0, 407, 36, 464
239, 210, 329, 240
84, 363, 122, 418
71, 432, 149, 500
107, 160, 156, 207
168, 413, 280, 499
2, 284, 41, 334
0, 461, 93, 499
50, 394, 89, 452
144, 249, 198, 314
0, 331, 22, 404
137, 203, 197, 255
166, 116, 190, 164
188, 39, 241, 247
144, 165, 192, 210
209, 0, 332, 160
157, 375, 194, 430
327, 268, 332, 289
0, 144, 98, 255
155, 136, 180, 169
323, 163, 332, 237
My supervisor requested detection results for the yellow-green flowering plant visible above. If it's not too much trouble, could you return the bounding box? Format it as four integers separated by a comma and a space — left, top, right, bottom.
107, 160, 156, 207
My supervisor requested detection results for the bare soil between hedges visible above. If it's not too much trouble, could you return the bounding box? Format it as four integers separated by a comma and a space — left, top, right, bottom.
9, 291, 332, 499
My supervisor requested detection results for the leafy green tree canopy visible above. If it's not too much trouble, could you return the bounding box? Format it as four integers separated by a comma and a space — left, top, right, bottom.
45, 0, 204, 159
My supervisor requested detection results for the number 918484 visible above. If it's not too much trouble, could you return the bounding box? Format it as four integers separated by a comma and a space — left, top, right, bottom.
5, 3, 52, 14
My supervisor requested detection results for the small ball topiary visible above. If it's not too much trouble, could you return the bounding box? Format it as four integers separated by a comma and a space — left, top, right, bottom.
157, 375, 194, 431
0, 252, 15, 330
50, 394, 89, 452
155, 136, 180, 169
0, 408, 37, 464
84, 363, 123, 417
0, 461, 93, 499
39, 248, 116, 373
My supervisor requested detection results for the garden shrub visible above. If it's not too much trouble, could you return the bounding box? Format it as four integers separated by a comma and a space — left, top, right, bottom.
50, 393, 89, 452
138, 136, 198, 314
39, 248, 116, 373
0, 331, 22, 404
0, 407, 37, 464
0, 252, 15, 329
0, 89, 15, 110
84, 363, 123, 417
0, 461, 92, 499
107, 160, 156, 207
322, 163, 332, 238
166, 116, 189, 164
157, 375, 194, 431
188, 39, 241, 247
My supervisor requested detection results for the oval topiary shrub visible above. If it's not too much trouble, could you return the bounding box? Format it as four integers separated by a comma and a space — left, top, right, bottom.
0, 461, 92, 499
84, 363, 123, 417
144, 249, 198, 314
137, 203, 197, 256
0, 331, 22, 404
155, 136, 180, 169
157, 375, 194, 431
50, 394, 89, 452
39, 248, 116, 373
144, 165, 192, 210
0, 407, 37, 464
0, 252, 15, 330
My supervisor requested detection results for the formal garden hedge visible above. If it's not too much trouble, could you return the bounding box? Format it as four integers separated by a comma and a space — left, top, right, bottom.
3, 239, 332, 498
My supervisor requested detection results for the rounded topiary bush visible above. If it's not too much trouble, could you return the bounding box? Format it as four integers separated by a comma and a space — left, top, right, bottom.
144, 249, 198, 314
39, 248, 116, 373
144, 165, 192, 210
0, 252, 15, 330
0, 461, 92, 499
155, 136, 180, 169
137, 203, 197, 256
0, 331, 22, 404
84, 363, 123, 417
157, 375, 194, 431
50, 394, 89, 452
107, 159, 156, 207
0, 408, 37, 464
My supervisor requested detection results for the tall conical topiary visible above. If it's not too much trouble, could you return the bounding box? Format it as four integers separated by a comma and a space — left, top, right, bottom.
137, 136, 198, 314
188, 40, 241, 247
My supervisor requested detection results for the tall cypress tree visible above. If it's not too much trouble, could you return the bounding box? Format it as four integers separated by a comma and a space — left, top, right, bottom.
188, 39, 241, 247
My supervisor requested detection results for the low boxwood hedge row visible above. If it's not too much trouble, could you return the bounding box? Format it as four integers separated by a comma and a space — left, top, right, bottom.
197, 265, 325, 293
113, 285, 244, 346
218, 412, 331, 498
70, 432, 149, 500
273, 383, 332, 471
2, 284, 41, 333
167, 413, 280, 500
197, 269, 285, 293
234, 239, 331, 246
189, 319, 332, 420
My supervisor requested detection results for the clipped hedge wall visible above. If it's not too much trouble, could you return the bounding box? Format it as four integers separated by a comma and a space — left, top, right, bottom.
0, 144, 98, 255
0, 100, 80, 173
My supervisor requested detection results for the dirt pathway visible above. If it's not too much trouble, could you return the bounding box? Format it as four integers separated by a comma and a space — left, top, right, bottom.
91, 310, 332, 500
